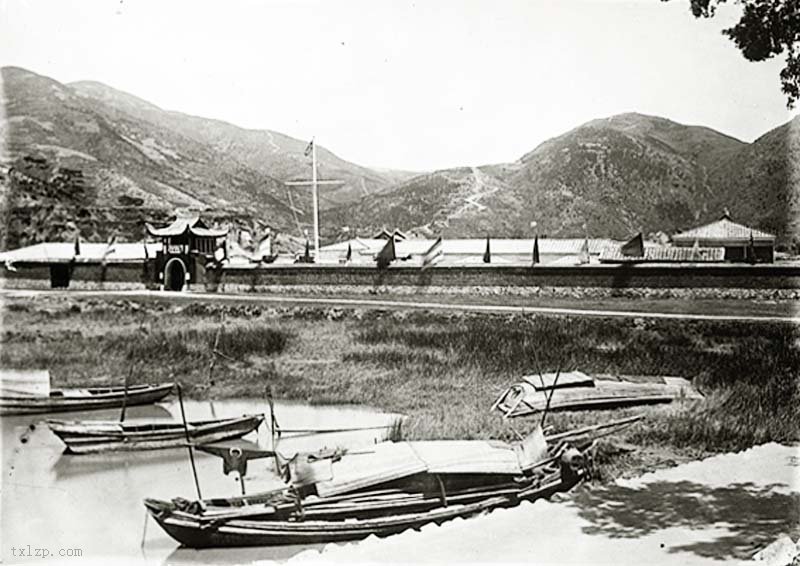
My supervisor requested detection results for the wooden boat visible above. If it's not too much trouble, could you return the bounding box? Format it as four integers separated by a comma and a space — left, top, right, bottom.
0, 382, 175, 416
492, 371, 703, 417
48, 414, 264, 454
145, 426, 589, 547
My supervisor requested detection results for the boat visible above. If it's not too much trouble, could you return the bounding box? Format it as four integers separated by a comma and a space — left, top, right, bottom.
492, 370, 703, 417
48, 414, 264, 454
144, 425, 590, 547
0, 382, 175, 416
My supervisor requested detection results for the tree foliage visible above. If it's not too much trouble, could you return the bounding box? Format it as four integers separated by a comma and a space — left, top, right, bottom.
676, 0, 800, 107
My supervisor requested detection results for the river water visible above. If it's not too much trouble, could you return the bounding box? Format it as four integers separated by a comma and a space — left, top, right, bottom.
1, 399, 400, 564
4, 401, 798, 565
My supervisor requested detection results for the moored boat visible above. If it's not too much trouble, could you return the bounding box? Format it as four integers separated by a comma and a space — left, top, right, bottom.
144, 426, 589, 548
0, 382, 175, 416
48, 414, 264, 454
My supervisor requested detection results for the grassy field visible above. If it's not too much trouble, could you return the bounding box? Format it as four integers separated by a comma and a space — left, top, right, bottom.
1, 294, 797, 479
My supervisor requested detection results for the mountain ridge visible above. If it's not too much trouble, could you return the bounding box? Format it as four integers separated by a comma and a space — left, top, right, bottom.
2, 65, 796, 250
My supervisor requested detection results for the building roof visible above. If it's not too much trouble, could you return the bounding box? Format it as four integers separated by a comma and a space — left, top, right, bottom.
320, 238, 619, 257
672, 217, 775, 244
599, 245, 725, 263
145, 216, 228, 238
0, 242, 161, 264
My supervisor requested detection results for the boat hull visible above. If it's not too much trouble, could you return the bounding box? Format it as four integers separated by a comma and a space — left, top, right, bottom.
0, 383, 174, 416
144, 473, 578, 548
49, 415, 264, 454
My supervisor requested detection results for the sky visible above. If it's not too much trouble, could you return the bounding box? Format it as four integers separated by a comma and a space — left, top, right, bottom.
0, 0, 796, 171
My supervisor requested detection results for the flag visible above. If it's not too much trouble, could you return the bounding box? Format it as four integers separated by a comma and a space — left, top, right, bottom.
620, 233, 644, 257
214, 240, 227, 263
196, 444, 274, 478
257, 233, 272, 260
483, 235, 491, 263
74, 234, 81, 257
304, 139, 314, 157
532, 235, 540, 265
345, 243, 352, 263
101, 235, 117, 265
376, 235, 396, 269
421, 237, 443, 270
747, 231, 756, 264
579, 237, 590, 264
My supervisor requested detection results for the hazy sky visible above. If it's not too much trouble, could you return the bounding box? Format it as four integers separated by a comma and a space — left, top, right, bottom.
1, 0, 796, 171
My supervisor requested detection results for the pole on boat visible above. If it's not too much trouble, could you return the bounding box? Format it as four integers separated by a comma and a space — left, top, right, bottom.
120, 359, 135, 423
207, 316, 224, 419
177, 384, 203, 500
238, 471, 247, 496
540, 360, 562, 429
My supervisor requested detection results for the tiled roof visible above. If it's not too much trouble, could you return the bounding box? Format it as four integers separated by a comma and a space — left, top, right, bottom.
672, 218, 775, 243
320, 238, 618, 256
599, 245, 725, 263
0, 242, 161, 264
146, 216, 228, 238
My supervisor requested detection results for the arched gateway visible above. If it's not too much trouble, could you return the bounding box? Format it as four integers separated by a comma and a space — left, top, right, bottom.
145, 216, 228, 291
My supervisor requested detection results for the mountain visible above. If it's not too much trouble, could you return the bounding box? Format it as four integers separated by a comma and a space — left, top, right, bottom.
329, 113, 798, 248
2, 65, 796, 251
707, 115, 800, 248
0, 66, 412, 248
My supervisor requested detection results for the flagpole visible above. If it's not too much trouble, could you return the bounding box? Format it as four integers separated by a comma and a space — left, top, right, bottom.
311, 138, 320, 260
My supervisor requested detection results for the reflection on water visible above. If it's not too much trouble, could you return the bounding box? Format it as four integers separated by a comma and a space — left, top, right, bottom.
166, 543, 327, 564
571, 480, 800, 560
1, 399, 400, 564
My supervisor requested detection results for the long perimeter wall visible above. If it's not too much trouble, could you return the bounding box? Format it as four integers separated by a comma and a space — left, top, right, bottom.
3, 263, 800, 299
213, 264, 800, 300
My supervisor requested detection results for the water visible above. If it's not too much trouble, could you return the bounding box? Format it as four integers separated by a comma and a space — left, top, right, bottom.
1, 399, 400, 564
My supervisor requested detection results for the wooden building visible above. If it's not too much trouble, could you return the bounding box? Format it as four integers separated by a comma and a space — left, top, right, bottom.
145, 216, 228, 291
671, 214, 775, 263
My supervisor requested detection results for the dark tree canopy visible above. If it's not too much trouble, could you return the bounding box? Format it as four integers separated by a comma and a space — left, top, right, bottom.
674, 0, 800, 107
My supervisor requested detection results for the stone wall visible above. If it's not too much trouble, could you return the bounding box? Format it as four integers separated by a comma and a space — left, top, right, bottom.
2, 262, 799, 299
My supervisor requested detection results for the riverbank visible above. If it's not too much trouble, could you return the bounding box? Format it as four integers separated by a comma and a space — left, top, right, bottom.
1, 293, 797, 481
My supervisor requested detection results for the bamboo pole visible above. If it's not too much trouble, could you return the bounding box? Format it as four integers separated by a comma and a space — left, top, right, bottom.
177, 384, 203, 500
120, 360, 135, 423
545, 414, 644, 442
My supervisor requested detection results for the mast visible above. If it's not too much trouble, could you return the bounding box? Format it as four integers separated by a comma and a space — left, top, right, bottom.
311, 138, 320, 259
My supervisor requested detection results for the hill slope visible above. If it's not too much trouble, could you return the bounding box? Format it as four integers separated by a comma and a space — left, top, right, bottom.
0, 66, 411, 247
330, 113, 797, 247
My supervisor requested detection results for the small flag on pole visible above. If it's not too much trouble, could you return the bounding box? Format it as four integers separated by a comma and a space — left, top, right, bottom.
345, 243, 352, 263
483, 235, 491, 263
532, 235, 540, 265
304, 139, 314, 157
257, 232, 272, 260
101, 235, 117, 265
579, 237, 590, 264
620, 233, 644, 257
421, 237, 443, 270
376, 236, 396, 269
747, 231, 756, 264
